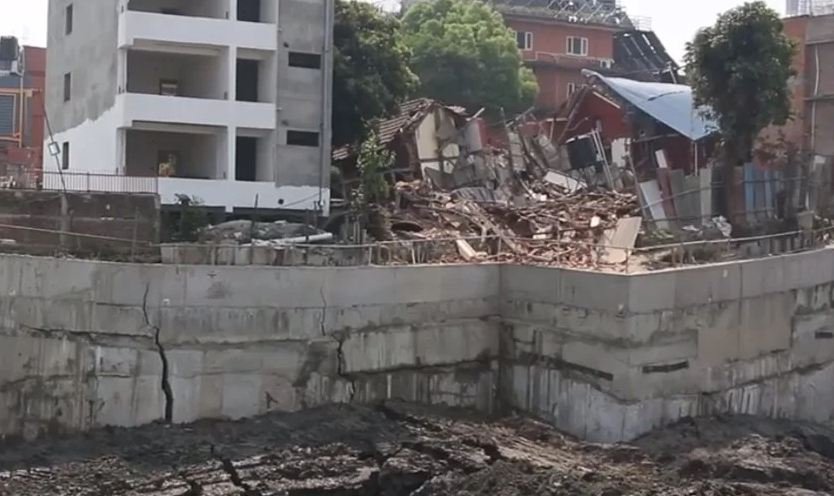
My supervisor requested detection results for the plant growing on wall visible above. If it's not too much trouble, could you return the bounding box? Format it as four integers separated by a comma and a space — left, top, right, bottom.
350, 132, 393, 240
333, 0, 418, 148
402, 0, 537, 115
685, 1, 795, 215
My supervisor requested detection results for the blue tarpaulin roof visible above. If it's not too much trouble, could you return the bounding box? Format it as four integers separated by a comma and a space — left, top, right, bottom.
584, 70, 717, 141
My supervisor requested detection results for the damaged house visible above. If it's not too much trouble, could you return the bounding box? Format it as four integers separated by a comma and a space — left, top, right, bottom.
554, 71, 727, 228
332, 98, 500, 199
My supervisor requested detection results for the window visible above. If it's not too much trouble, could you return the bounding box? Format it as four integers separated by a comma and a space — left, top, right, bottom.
65, 4, 73, 35
566, 36, 589, 56
237, 0, 262, 22
63, 73, 72, 102
567, 83, 578, 98
61, 142, 70, 170
287, 130, 319, 147
289, 52, 322, 69
516, 31, 533, 51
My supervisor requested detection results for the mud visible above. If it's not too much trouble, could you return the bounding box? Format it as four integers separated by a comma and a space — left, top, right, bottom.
1, 403, 834, 495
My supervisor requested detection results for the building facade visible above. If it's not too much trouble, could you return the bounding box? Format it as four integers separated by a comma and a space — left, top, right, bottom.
0, 38, 45, 171
764, 12, 834, 156
45, 0, 333, 214
494, 0, 629, 112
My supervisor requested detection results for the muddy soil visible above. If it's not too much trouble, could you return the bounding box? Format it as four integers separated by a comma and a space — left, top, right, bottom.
2, 403, 834, 495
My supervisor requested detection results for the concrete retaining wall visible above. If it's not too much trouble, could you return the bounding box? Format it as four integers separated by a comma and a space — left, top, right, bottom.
0, 257, 499, 440
2, 248, 834, 442
501, 251, 834, 442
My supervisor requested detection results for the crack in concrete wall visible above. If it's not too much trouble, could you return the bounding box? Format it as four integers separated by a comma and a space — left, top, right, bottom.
143, 283, 173, 424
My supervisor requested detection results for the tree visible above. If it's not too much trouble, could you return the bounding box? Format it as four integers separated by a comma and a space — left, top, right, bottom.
685, 2, 795, 180
402, 0, 537, 115
333, 0, 418, 148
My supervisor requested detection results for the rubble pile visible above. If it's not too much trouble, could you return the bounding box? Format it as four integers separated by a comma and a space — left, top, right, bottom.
383, 180, 640, 267
3, 403, 834, 495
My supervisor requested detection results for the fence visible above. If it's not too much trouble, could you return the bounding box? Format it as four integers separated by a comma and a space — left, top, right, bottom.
158, 225, 834, 273
0, 167, 158, 194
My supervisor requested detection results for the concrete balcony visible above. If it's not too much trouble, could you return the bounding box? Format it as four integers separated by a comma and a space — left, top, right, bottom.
118, 11, 277, 52
117, 93, 275, 130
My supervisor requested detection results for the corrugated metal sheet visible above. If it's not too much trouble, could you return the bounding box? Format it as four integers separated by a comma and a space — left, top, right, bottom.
585, 70, 717, 141
0, 94, 15, 136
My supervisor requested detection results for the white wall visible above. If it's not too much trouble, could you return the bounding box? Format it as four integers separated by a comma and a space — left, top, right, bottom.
119, 11, 278, 51
158, 177, 327, 212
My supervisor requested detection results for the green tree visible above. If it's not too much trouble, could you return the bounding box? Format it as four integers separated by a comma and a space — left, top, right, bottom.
333, 0, 418, 147
402, 0, 537, 115
685, 2, 795, 182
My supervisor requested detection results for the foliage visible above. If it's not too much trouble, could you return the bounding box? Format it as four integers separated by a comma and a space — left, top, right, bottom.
352, 133, 393, 209
333, 0, 418, 147
402, 0, 537, 115
169, 195, 209, 243
685, 1, 795, 164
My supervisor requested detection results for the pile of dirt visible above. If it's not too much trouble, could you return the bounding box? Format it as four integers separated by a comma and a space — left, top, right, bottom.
1, 404, 833, 495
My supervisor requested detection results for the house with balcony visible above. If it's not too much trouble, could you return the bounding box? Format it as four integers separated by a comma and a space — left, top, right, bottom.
492, 0, 677, 113
44, 0, 333, 214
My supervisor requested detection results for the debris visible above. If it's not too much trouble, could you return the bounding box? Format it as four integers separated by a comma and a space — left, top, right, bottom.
544, 171, 586, 193
199, 220, 331, 245
600, 217, 642, 264
455, 239, 481, 261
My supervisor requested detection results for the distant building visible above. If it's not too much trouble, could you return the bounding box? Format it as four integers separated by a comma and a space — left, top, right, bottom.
0, 37, 45, 171
45, 0, 334, 214
787, 0, 834, 16
491, 0, 676, 112
763, 12, 834, 156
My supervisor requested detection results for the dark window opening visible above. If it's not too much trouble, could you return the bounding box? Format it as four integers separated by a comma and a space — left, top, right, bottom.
236, 137, 258, 182
236, 59, 259, 102
66, 4, 74, 35
287, 130, 319, 147
288, 52, 322, 69
61, 142, 70, 170
63, 73, 72, 102
237, 0, 261, 22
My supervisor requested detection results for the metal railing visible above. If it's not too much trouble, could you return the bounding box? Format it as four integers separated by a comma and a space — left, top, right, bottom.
158, 226, 834, 272
0, 169, 158, 194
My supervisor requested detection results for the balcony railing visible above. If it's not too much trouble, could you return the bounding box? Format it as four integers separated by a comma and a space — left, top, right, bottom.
0, 168, 159, 194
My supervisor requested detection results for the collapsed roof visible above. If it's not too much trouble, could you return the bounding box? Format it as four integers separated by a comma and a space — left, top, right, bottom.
583, 70, 717, 141
613, 30, 679, 82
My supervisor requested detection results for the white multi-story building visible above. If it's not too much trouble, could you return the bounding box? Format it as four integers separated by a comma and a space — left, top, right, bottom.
45, 0, 333, 214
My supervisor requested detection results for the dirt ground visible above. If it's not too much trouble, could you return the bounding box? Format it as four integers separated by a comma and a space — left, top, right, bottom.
2, 403, 834, 495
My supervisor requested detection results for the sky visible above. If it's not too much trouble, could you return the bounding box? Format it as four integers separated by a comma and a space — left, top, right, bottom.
0, 0, 785, 62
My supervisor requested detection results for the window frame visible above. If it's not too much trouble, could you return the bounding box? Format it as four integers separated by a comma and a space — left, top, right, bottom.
61, 142, 70, 170
63, 73, 72, 102
516, 31, 533, 51
286, 130, 320, 148
566, 36, 589, 56
65, 4, 73, 35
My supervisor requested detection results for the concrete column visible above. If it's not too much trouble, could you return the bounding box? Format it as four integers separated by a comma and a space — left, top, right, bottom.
228, 126, 237, 182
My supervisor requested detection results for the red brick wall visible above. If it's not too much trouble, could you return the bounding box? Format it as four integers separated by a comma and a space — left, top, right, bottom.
532, 65, 590, 110
506, 17, 616, 59
504, 16, 618, 111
